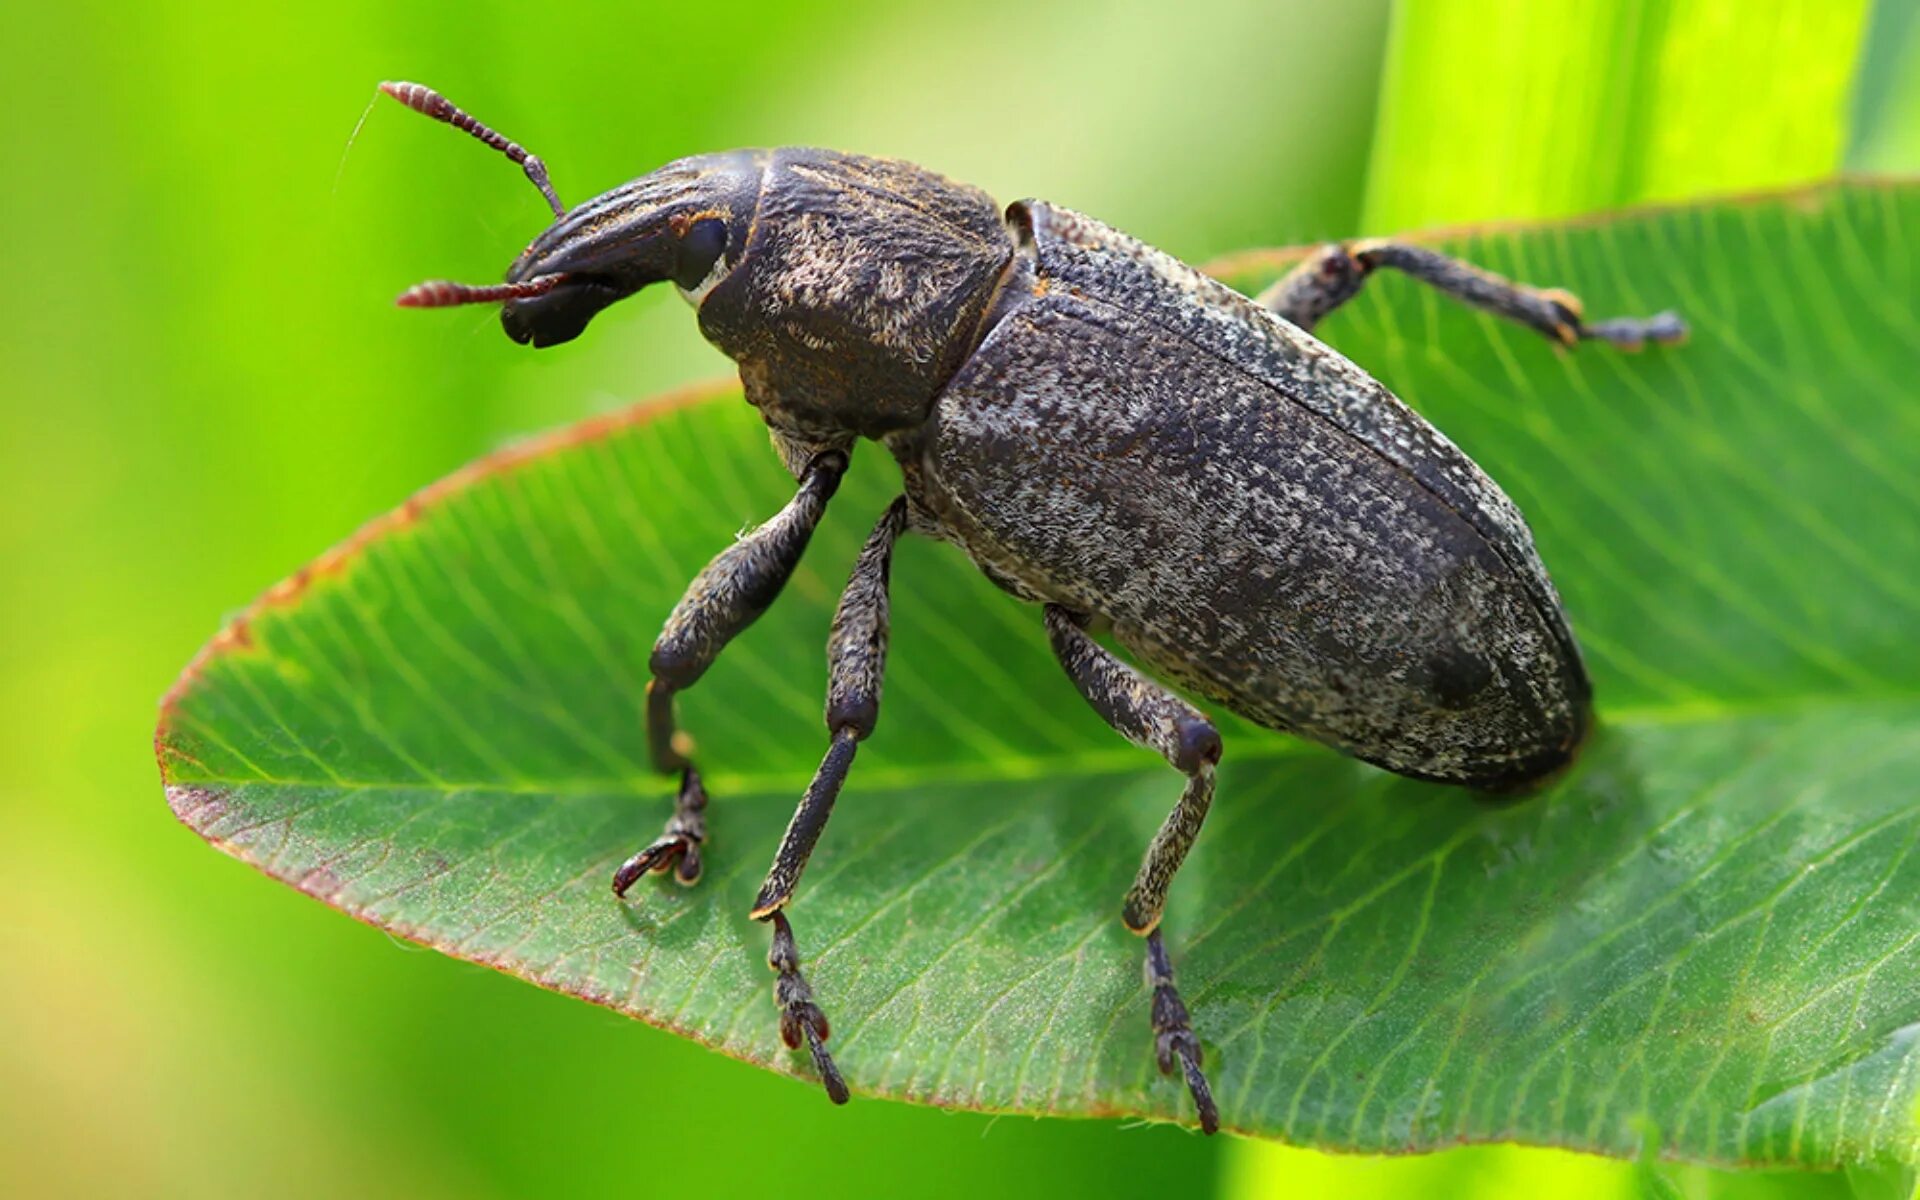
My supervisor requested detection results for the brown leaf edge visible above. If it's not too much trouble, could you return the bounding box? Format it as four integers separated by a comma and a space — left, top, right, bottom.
155, 177, 1920, 1148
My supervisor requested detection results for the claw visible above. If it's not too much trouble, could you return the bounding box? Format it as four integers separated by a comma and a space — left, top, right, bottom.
798, 1012, 850, 1105
776, 998, 849, 1104
673, 843, 702, 886
1147, 928, 1219, 1134
611, 767, 709, 896
768, 910, 849, 1104
611, 835, 697, 895
1156, 1028, 1219, 1134
1581, 310, 1689, 352
1648, 311, 1689, 344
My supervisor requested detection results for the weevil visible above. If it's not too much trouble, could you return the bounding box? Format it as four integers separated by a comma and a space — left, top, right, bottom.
380, 81, 1685, 1133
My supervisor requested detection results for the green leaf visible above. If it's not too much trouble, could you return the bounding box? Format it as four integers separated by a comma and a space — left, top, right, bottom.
1851, 0, 1920, 175
1364, 0, 1871, 230
159, 181, 1920, 1167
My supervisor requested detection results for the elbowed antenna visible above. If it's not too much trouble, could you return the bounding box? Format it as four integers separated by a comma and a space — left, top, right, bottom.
395, 274, 565, 309
379, 81, 565, 218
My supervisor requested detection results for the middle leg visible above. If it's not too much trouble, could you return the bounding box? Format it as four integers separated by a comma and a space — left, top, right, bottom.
751, 496, 908, 1104
1043, 605, 1222, 1134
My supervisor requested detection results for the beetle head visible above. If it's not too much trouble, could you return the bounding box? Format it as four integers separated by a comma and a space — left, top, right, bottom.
494, 153, 762, 347
382, 82, 760, 348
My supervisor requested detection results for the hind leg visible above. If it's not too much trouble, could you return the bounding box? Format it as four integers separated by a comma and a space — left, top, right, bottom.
1043, 605, 1222, 1134
1258, 239, 1686, 350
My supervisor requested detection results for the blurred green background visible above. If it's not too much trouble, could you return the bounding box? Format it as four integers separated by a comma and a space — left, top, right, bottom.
1, 1, 1914, 1197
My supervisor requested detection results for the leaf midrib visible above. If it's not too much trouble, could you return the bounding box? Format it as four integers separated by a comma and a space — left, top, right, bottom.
163, 690, 1920, 798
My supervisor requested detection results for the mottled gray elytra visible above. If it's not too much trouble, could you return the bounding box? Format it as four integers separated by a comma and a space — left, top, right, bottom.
383, 81, 1686, 1134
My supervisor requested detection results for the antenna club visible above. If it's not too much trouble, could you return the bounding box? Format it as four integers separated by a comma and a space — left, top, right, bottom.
377, 78, 565, 217
395, 280, 467, 308
378, 81, 449, 119
395, 274, 567, 309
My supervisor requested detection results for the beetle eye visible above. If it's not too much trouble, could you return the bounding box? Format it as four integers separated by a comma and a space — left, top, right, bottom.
673, 218, 729, 290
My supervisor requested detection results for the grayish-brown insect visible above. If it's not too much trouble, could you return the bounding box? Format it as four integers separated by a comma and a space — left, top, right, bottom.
382, 81, 1685, 1133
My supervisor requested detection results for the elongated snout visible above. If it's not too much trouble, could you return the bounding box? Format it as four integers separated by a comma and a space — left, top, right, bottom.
500, 151, 763, 347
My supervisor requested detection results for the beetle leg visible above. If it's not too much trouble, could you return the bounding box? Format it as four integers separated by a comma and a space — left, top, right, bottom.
1257, 240, 1686, 350
1122, 766, 1216, 935
749, 498, 907, 1101
769, 910, 849, 1104
611, 450, 848, 897
1042, 604, 1222, 1134
610, 767, 707, 891
1148, 927, 1217, 1135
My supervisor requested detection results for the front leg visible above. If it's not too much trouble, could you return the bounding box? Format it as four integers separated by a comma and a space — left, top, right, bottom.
611, 449, 847, 895
1043, 605, 1222, 1134
1258, 239, 1686, 350
753, 497, 908, 1103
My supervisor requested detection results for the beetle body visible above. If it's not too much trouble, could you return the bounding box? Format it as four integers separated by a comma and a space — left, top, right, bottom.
388, 85, 1682, 1132
505, 146, 1588, 788
906, 199, 1589, 789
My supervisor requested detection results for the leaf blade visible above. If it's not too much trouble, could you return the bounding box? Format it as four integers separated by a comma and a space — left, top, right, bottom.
160, 181, 1920, 1167
1364, 0, 1872, 230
